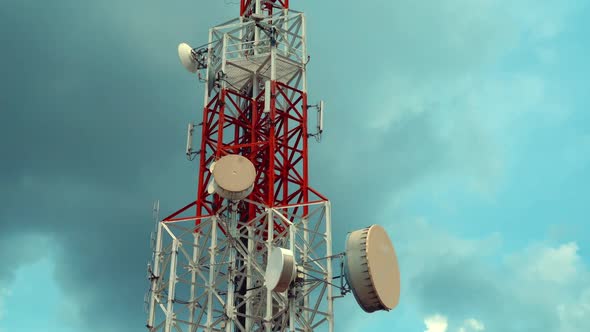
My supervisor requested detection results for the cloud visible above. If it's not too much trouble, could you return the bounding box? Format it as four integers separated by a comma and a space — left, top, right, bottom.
557, 288, 590, 332
0, 288, 11, 321
0, 0, 582, 331
509, 242, 581, 283
0, 233, 52, 283
424, 314, 449, 332
458, 318, 485, 332
392, 217, 589, 332
0, 0, 218, 329
423, 315, 485, 332
308, 0, 577, 204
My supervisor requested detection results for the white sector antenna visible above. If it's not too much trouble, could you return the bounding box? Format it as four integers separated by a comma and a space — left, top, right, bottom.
264, 80, 271, 113
205, 161, 217, 194
319, 100, 324, 133
185, 123, 194, 156
178, 42, 198, 73
344, 224, 401, 313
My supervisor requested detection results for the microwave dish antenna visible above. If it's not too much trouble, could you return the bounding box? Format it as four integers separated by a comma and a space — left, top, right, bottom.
265, 247, 297, 292
178, 42, 199, 73
344, 224, 401, 313
211, 154, 256, 201
262, 225, 401, 315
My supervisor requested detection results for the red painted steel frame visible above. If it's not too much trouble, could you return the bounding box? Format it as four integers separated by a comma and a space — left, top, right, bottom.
163, 78, 323, 234
198, 80, 311, 228
163, 1, 327, 241
240, 0, 289, 17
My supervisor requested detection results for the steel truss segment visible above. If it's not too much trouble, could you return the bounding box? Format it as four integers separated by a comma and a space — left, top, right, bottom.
147, 201, 333, 331
196, 79, 311, 221
148, 4, 334, 332
206, 13, 306, 85
241, 0, 291, 18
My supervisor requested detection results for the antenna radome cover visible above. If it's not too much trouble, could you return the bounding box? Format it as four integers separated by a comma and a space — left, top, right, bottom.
344, 224, 400, 313
265, 247, 297, 292
212, 154, 256, 201
178, 42, 198, 73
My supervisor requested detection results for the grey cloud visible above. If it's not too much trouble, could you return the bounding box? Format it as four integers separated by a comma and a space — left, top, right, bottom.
0, 0, 230, 330
0, 0, 577, 331
391, 218, 589, 332
0, 233, 52, 284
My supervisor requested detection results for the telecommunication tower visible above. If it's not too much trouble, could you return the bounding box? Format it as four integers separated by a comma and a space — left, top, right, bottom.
145, 1, 401, 331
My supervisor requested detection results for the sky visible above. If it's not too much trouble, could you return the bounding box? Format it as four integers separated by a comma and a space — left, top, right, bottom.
1, 0, 589, 331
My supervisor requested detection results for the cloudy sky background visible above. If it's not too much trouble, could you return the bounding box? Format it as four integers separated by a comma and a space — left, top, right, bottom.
1, 0, 589, 331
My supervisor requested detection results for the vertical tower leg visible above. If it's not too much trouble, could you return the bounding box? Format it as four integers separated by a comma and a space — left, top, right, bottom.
265, 209, 274, 332
189, 232, 200, 331
206, 217, 218, 331
165, 239, 179, 332
325, 201, 334, 332
147, 220, 163, 330
225, 203, 238, 332
245, 224, 254, 331
288, 218, 296, 332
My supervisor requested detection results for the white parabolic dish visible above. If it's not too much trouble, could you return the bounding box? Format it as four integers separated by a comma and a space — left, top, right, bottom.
265, 247, 297, 292
178, 42, 198, 73
212, 154, 256, 201
344, 224, 401, 313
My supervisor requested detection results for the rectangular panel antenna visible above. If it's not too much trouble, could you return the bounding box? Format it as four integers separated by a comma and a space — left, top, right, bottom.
264, 80, 271, 113
186, 123, 194, 156
319, 100, 324, 133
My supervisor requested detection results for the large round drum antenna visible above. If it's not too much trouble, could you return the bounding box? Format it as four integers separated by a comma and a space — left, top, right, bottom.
265, 247, 297, 292
178, 42, 198, 73
344, 224, 400, 313
211, 154, 256, 201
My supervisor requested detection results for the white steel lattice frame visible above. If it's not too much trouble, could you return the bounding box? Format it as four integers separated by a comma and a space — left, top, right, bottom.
147, 8, 335, 332
147, 200, 334, 332
205, 11, 307, 101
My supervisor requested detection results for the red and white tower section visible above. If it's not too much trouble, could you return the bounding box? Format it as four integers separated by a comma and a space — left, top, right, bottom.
145, 1, 401, 332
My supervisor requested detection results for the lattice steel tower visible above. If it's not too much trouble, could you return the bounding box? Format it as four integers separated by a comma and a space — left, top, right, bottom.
146, 1, 336, 331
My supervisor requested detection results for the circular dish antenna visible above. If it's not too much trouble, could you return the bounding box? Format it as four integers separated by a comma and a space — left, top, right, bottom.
178, 42, 198, 73
265, 247, 297, 292
344, 224, 400, 313
212, 154, 256, 201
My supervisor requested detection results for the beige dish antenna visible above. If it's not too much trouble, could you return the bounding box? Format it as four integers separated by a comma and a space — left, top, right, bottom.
265, 247, 297, 292
344, 224, 401, 313
205, 162, 217, 194
178, 42, 198, 73
212, 154, 256, 200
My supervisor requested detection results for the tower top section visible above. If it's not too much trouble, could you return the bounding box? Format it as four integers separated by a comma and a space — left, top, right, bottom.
205, 11, 307, 95
240, 0, 289, 17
